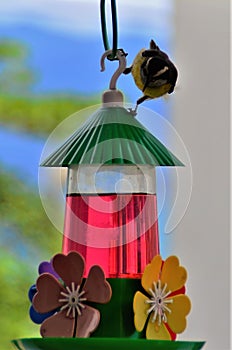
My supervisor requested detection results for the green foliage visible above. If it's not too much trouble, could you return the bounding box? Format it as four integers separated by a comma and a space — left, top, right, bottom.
0, 169, 62, 348
0, 251, 39, 349
0, 40, 35, 95
0, 40, 26, 61
0, 94, 98, 135
0, 67, 36, 95
0, 168, 61, 255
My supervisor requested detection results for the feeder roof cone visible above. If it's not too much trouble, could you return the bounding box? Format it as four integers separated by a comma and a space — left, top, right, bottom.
40, 103, 183, 167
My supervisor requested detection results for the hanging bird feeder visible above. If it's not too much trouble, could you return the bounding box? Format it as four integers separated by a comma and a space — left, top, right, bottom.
12, 1, 205, 349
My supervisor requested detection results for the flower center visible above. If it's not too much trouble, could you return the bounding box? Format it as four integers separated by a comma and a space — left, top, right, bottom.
146, 280, 173, 325
59, 282, 87, 318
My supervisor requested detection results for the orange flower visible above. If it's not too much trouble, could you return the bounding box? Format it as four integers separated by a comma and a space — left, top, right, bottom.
133, 255, 191, 340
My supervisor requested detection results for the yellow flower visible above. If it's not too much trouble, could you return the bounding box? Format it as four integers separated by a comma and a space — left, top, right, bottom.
133, 255, 191, 340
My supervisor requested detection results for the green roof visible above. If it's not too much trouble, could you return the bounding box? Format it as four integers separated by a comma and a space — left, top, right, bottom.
41, 106, 183, 167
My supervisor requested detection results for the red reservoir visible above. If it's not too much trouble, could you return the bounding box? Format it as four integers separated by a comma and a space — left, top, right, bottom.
62, 165, 159, 278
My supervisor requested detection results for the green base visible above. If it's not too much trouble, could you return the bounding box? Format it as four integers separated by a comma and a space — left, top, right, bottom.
12, 338, 205, 350
93, 278, 140, 337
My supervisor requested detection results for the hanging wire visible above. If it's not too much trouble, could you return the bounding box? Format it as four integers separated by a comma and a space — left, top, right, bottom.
100, 0, 118, 60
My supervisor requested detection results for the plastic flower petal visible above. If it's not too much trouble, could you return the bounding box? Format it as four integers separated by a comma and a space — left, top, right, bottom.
133, 255, 191, 341
38, 260, 60, 280
160, 256, 187, 292
52, 251, 85, 287
32, 251, 112, 338
83, 265, 112, 303
29, 305, 55, 325
133, 291, 150, 331
40, 310, 76, 337
166, 294, 191, 334
34, 274, 65, 313
40, 306, 100, 338
75, 306, 100, 338
141, 255, 162, 293
28, 259, 61, 325
146, 318, 172, 340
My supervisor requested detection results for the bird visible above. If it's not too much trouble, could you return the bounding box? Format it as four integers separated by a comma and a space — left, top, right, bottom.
124, 39, 178, 112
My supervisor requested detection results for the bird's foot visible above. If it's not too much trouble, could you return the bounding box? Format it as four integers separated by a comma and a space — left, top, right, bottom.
128, 104, 138, 117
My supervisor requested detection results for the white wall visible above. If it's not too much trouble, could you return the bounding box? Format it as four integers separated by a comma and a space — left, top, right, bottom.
173, 1, 230, 349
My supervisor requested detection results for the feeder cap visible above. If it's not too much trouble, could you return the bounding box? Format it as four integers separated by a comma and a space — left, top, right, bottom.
102, 89, 124, 107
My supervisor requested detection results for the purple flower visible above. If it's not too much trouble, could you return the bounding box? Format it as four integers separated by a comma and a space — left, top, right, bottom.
28, 260, 60, 324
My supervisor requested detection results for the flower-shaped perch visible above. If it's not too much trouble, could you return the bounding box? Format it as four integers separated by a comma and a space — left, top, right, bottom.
29, 259, 60, 324
133, 255, 191, 340
32, 251, 112, 338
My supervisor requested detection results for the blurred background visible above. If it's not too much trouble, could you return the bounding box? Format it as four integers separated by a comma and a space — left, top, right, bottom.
0, 0, 230, 349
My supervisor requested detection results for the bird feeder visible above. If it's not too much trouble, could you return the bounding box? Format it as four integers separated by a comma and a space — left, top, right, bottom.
41, 50, 183, 279
12, 2, 205, 347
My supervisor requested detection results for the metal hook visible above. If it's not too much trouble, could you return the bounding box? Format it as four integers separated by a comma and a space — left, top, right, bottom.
100, 49, 127, 90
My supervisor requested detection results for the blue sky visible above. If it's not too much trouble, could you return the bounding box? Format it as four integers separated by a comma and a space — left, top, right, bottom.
0, 0, 172, 37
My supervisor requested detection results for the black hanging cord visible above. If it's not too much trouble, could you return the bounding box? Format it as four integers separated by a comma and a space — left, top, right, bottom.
100, 0, 118, 60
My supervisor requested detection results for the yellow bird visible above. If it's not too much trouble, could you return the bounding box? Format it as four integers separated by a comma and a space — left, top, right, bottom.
124, 39, 178, 109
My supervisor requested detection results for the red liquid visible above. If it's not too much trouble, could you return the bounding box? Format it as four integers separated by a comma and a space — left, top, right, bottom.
62, 194, 159, 278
